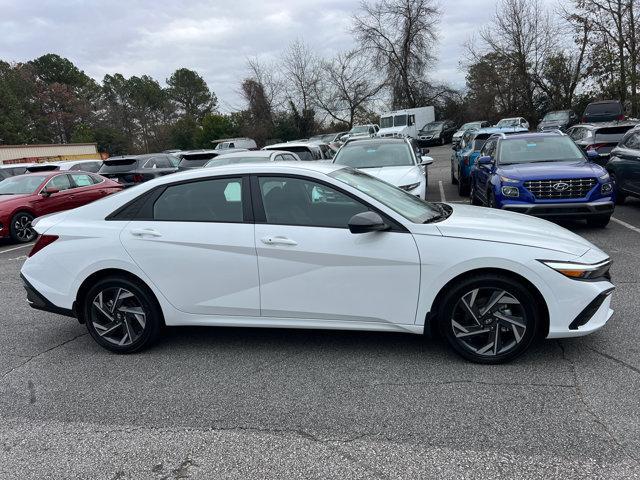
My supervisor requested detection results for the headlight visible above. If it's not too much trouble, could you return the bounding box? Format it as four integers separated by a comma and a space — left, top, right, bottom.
500, 176, 519, 183
399, 182, 421, 191
599, 173, 610, 181
501, 186, 519, 197
601, 183, 613, 194
539, 259, 611, 280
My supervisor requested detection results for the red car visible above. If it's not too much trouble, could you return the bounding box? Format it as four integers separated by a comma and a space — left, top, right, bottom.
0, 171, 122, 243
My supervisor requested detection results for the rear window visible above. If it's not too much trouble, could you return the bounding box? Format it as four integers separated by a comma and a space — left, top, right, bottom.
179, 153, 219, 168
585, 102, 622, 115
594, 126, 634, 142
275, 147, 316, 161
100, 159, 139, 173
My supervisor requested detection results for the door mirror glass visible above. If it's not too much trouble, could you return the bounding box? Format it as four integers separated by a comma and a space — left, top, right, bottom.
348, 211, 389, 234
586, 149, 599, 160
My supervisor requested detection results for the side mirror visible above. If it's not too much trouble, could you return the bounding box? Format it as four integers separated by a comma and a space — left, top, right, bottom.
586, 149, 599, 160
41, 187, 60, 196
421, 148, 430, 155
348, 211, 389, 234
420, 156, 434, 166
477, 156, 493, 166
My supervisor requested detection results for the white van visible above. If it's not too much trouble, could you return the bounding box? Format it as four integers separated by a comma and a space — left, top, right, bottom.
378, 106, 435, 140
214, 138, 258, 150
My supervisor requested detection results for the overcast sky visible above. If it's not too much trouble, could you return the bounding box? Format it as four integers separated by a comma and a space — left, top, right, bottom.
0, 0, 554, 111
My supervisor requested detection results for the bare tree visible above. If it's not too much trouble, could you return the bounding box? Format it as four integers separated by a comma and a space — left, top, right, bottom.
352, 0, 440, 109
313, 50, 386, 128
282, 39, 319, 113
246, 57, 284, 112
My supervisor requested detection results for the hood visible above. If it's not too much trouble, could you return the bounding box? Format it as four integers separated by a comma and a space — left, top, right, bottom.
377, 126, 408, 135
429, 203, 596, 256
0, 194, 31, 207
497, 160, 605, 180
359, 165, 422, 187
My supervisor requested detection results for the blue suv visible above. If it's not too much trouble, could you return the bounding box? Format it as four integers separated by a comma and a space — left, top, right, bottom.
469, 132, 615, 227
451, 127, 528, 196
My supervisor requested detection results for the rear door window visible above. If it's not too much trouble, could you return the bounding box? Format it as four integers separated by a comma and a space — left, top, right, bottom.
46, 174, 72, 191
153, 178, 243, 223
70, 174, 95, 187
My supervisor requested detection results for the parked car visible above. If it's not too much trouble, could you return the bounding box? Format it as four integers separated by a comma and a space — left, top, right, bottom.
582, 100, 625, 123
22, 162, 614, 363
332, 137, 432, 199
469, 132, 614, 227
417, 120, 458, 147
0, 171, 121, 243
0, 164, 33, 180
341, 124, 379, 141
606, 126, 640, 204
495, 117, 529, 129
204, 150, 301, 168
321, 132, 347, 144
25, 160, 104, 173
451, 127, 529, 196
567, 122, 638, 166
452, 121, 491, 147
263, 141, 330, 161
537, 110, 579, 132
214, 138, 257, 150
99, 154, 178, 186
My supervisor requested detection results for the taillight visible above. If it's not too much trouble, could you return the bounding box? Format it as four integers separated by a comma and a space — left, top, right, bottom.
464, 156, 470, 166
28, 235, 58, 257
582, 116, 587, 123
617, 114, 625, 121
132, 174, 144, 183
588, 143, 607, 152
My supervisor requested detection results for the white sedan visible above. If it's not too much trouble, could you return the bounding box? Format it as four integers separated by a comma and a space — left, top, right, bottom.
21, 163, 614, 363
332, 138, 432, 199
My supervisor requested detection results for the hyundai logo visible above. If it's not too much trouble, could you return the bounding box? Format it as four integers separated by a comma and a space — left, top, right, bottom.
553, 182, 569, 192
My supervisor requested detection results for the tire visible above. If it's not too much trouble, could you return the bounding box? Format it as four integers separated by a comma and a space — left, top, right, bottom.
10, 211, 37, 243
610, 174, 626, 204
83, 275, 163, 353
451, 160, 458, 185
457, 168, 470, 196
440, 137, 445, 146
487, 190, 498, 209
437, 274, 541, 364
586, 214, 611, 228
470, 183, 482, 205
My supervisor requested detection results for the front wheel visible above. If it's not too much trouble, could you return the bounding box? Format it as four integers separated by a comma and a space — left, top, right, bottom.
469, 183, 482, 205
610, 174, 626, 204
10, 211, 37, 243
83, 276, 163, 353
586, 215, 611, 228
438, 275, 540, 364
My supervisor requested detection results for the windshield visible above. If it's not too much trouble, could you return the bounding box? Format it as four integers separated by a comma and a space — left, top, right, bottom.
471, 139, 487, 151
498, 136, 585, 165
497, 118, 521, 127
380, 116, 393, 129
543, 111, 570, 122
421, 121, 443, 133
350, 126, 370, 134
333, 141, 414, 168
330, 168, 440, 223
394, 115, 407, 127
0, 175, 48, 195
204, 157, 267, 168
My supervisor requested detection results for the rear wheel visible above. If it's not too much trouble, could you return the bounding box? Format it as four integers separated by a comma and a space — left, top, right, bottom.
438, 275, 540, 364
10, 211, 36, 243
83, 276, 162, 353
440, 137, 445, 146
586, 215, 611, 228
457, 168, 470, 196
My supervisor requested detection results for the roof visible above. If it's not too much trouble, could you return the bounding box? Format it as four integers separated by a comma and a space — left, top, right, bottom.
216, 150, 276, 159
572, 121, 639, 129
497, 132, 563, 140
264, 142, 319, 150
472, 127, 529, 136
344, 137, 408, 145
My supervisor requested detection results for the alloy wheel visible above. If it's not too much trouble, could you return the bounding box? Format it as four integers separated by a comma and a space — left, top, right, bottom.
450, 287, 527, 357
90, 287, 147, 346
13, 213, 36, 242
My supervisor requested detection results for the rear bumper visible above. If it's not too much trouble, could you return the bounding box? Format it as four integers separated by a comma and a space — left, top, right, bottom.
21, 273, 75, 318
502, 200, 614, 217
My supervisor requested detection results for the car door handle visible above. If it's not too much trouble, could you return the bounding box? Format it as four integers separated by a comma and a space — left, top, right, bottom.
261, 236, 298, 246
130, 228, 162, 238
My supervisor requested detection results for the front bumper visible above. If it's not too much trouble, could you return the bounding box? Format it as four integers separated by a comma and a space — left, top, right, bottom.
501, 200, 614, 217
21, 273, 75, 318
548, 286, 614, 338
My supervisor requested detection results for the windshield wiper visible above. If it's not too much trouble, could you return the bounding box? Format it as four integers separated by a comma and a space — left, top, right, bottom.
423, 203, 447, 223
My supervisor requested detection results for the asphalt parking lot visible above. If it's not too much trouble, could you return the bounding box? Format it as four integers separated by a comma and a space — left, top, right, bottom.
1, 145, 639, 479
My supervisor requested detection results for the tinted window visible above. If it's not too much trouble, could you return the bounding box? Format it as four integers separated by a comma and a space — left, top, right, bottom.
100, 159, 138, 173
273, 147, 315, 161
153, 178, 243, 222
585, 102, 622, 115
594, 126, 633, 143
71, 174, 95, 187
259, 176, 368, 228
70, 161, 101, 172
144, 156, 172, 169
46, 174, 72, 191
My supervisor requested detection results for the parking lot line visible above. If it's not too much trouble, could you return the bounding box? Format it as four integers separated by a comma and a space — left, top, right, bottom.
0, 243, 34, 254
438, 180, 446, 202
611, 216, 640, 234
